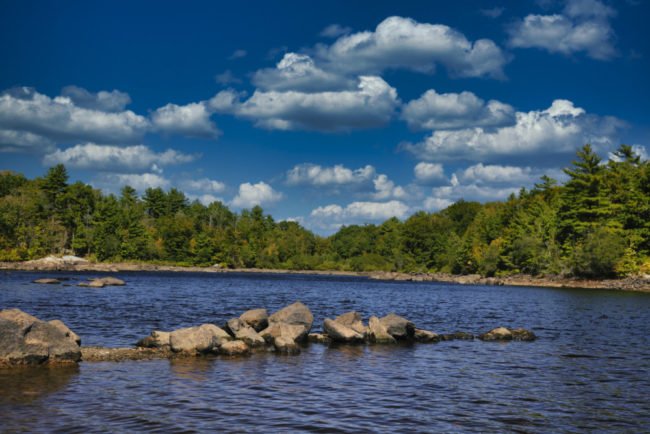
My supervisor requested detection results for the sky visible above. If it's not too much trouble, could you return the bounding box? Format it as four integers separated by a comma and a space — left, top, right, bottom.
1, 0, 649, 234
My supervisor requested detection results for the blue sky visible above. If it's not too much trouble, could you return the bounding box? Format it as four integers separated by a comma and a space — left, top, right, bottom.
1, 0, 649, 233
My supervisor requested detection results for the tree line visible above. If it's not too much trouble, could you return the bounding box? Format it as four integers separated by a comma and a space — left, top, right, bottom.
1, 144, 649, 277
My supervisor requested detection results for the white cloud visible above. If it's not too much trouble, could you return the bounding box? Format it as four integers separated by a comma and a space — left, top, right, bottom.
180, 177, 226, 193
423, 197, 454, 211
187, 193, 225, 206
43, 143, 196, 172
252, 53, 353, 92
414, 162, 446, 183
320, 24, 352, 38
459, 163, 534, 185
405, 99, 624, 163
151, 102, 220, 138
210, 75, 399, 132
96, 172, 170, 193
231, 182, 283, 208
215, 70, 242, 85
316, 16, 507, 79
60, 85, 131, 112
372, 174, 407, 200
309, 200, 410, 231
402, 89, 515, 130
508, 0, 617, 60
287, 163, 375, 186
0, 129, 55, 153
0, 87, 149, 148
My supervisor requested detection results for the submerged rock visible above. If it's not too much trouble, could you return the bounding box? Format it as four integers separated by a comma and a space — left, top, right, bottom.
368, 316, 396, 344
32, 278, 61, 284
323, 318, 364, 343
511, 328, 537, 342
169, 324, 231, 354
414, 329, 440, 343
78, 280, 105, 288
81, 346, 172, 362
79, 276, 125, 288
439, 332, 475, 341
0, 308, 81, 366
379, 313, 415, 340
239, 308, 268, 332
479, 327, 536, 342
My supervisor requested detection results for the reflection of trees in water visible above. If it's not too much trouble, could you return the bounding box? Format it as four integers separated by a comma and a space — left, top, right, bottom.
0, 365, 79, 404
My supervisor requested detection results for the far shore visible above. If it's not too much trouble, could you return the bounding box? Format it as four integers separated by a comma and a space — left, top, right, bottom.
1, 258, 649, 292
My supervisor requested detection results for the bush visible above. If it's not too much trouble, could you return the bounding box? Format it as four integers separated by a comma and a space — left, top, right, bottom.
571, 227, 627, 277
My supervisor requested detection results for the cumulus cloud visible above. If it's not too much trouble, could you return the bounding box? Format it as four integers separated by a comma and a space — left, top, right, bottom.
210, 75, 399, 132
252, 53, 353, 92
187, 193, 225, 206
230, 182, 283, 208
287, 163, 375, 186
309, 200, 410, 231
320, 24, 352, 38
316, 16, 508, 78
0, 129, 55, 153
371, 174, 407, 200
151, 102, 220, 138
180, 177, 226, 194
43, 143, 196, 172
414, 162, 446, 183
402, 89, 515, 130
458, 163, 536, 185
508, 0, 617, 60
60, 85, 131, 112
0, 87, 149, 149
404, 99, 624, 163
96, 172, 170, 193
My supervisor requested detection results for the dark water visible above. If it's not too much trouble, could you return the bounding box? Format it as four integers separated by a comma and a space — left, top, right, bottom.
1, 270, 649, 433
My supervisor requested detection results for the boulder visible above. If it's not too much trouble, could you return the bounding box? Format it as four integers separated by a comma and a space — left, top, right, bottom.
48, 319, 81, 345
334, 311, 367, 336
414, 329, 440, 343
479, 327, 513, 341
0, 309, 81, 366
379, 313, 415, 340
219, 340, 250, 356
239, 308, 268, 332
226, 318, 265, 347
78, 280, 105, 288
511, 328, 537, 342
308, 333, 331, 344
268, 301, 313, 334
32, 278, 61, 284
274, 336, 300, 355
323, 318, 364, 343
96, 276, 126, 286
368, 316, 396, 344
259, 322, 307, 344
169, 324, 231, 353
439, 331, 474, 341
136, 330, 171, 348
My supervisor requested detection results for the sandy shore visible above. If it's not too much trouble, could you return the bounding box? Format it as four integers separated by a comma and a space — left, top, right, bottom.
1, 260, 648, 292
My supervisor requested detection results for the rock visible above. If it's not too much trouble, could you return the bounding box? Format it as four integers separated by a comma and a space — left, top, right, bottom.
308, 333, 331, 344
48, 319, 81, 345
0, 309, 81, 366
479, 327, 513, 341
414, 329, 440, 343
268, 301, 313, 335
219, 340, 250, 356
81, 346, 172, 362
78, 280, 105, 288
33, 278, 61, 284
136, 330, 171, 348
240, 308, 269, 332
96, 276, 125, 286
61, 255, 89, 264
323, 318, 364, 343
259, 322, 307, 344
169, 324, 231, 353
368, 316, 396, 344
379, 313, 415, 340
274, 336, 301, 354
439, 331, 474, 341
511, 328, 537, 342
226, 318, 265, 347
334, 311, 367, 336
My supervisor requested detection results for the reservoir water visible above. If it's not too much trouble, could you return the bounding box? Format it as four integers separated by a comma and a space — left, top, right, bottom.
1, 270, 649, 433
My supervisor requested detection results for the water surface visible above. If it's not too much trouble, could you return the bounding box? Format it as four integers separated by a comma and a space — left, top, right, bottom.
1, 271, 649, 432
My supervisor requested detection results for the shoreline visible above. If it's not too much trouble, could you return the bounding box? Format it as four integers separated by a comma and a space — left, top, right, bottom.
1, 260, 648, 292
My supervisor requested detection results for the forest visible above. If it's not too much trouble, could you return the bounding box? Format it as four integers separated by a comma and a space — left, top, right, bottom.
1, 144, 649, 278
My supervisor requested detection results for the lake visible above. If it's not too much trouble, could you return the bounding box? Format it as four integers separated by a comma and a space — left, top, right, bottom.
1, 270, 649, 433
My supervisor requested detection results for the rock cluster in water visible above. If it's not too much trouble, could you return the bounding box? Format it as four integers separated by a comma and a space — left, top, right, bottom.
0, 303, 536, 367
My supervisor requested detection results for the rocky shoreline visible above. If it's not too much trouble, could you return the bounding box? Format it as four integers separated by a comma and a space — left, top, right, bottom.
1, 303, 536, 367
1, 255, 649, 292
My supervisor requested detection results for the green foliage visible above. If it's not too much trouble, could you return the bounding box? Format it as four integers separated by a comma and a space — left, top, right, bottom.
0, 146, 648, 278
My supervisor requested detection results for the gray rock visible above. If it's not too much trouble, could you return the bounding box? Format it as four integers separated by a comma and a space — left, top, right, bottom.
96, 276, 126, 286
48, 319, 81, 345
0, 308, 40, 331
32, 278, 61, 284
219, 340, 250, 356
368, 316, 396, 344
479, 327, 513, 341
334, 311, 367, 336
414, 328, 440, 343
169, 324, 231, 353
379, 313, 415, 340
78, 280, 105, 288
274, 336, 300, 354
323, 318, 364, 343
308, 333, 331, 344
511, 328, 537, 342
268, 301, 313, 335
226, 318, 265, 347
439, 331, 474, 341
259, 322, 307, 344
136, 330, 171, 348
239, 308, 268, 332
